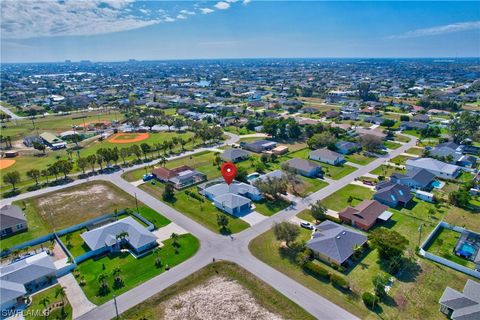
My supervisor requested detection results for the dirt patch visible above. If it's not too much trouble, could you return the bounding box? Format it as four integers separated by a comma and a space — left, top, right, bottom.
108, 133, 150, 144
163, 276, 283, 320
0, 159, 16, 169
34, 182, 135, 229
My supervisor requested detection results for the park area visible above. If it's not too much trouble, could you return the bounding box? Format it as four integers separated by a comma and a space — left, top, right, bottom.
120, 261, 314, 320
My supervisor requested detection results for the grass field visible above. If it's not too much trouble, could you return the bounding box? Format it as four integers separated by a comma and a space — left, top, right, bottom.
254, 199, 291, 216
140, 182, 250, 234
345, 153, 376, 165
25, 284, 72, 320
1, 181, 166, 249
370, 164, 406, 176
321, 184, 374, 211
76, 234, 199, 305
390, 155, 413, 166
120, 261, 315, 320
405, 147, 424, 156
384, 141, 402, 150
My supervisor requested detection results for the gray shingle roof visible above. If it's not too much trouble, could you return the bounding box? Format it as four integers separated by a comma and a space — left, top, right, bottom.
306, 221, 367, 264
0, 205, 26, 230
204, 182, 261, 198
0, 280, 27, 304
285, 158, 321, 172
221, 148, 251, 161
406, 158, 461, 175
374, 183, 413, 204
214, 193, 251, 209
81, 217, 157, 251
391, 168, 436, 189
0, 251, 56, 286
309, 148, 343, 162
439, 280, 480, 320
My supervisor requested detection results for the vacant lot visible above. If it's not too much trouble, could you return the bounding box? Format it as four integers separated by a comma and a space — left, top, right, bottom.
370, 164, 406, 176
345, 153, 376, 165
321, 184, 374, 211
120, 261, 314, 320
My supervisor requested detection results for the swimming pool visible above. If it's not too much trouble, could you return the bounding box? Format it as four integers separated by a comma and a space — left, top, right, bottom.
458, 243, 476, 257
246, 173, 260, 182
432, 180, 444, 189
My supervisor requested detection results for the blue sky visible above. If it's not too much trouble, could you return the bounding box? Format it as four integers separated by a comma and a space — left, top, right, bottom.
1, 1, 479, 62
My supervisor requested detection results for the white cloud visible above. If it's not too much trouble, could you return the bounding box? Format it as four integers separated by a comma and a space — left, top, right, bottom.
214, 2, 230, 10
176, 14, 187, 20
200, 8, 215, 14
180, 10, 196, 16
164, 17, 176, 23
389, 21, 480, 39
243, 0, 251, 4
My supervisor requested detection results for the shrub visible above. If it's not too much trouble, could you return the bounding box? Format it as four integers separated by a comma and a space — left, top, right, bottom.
296, 249, 312, 266
362, 292, 379, 309
330, 273, 349, 290
304, 261, 330, 279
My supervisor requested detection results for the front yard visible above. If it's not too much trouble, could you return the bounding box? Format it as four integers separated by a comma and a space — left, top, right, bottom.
345, 153, 376, 165
75, 234, 199, 305
370, 164, 406, 176
25, 284, 72, 320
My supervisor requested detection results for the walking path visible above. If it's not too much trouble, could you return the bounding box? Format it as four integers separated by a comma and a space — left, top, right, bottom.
3, 134, 417, 320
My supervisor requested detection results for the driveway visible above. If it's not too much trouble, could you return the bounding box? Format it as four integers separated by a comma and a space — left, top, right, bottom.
152, 222, 188, 244
238, 210, 267, 225
57, 273, 96, 319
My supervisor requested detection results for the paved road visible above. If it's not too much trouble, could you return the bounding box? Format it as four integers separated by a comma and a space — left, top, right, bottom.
0, 104, 22, 120
5, 134, 417, 320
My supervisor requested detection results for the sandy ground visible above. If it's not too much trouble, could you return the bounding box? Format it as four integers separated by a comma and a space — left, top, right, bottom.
108, 132, 150, 143
163, 276, 283, 320
0, 159, 16, 169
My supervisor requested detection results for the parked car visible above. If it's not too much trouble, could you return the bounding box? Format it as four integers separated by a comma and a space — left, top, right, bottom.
300, 221, 314, 230
143, 174, 154, 182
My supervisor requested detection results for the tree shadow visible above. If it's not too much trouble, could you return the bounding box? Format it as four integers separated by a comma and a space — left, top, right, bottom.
278, 242, 304, 265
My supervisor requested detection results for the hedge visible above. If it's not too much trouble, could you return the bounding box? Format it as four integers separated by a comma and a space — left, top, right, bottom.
362, 292, 379, 309
330, 273, 349, 290
304, 262, 330, 279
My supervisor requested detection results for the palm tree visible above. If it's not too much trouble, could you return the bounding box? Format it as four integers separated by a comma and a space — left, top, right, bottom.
158, 155, 167, 167
170, 233, 179, 248
98, 273, 109, 295
112, 267, 123, 288
55, 286, 67, 315
39, 296, 50, 319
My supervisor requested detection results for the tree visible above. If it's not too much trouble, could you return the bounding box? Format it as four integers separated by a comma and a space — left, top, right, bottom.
272, 222, 300, 247
55, 286, 67, 315
216, 214, 229, 232
76, 157, 88, 174
162, 183, 175, 201
381, 119, 396, 128
3, 171, 20, 190
360, 134, 383, 152
97, 273, 109, 295
310, 200, 327, 222
26, 169, 41, 185
369, 227, 409, 261
41, 169, 50, 184
372, 274, 389, 298
362, 292, 379, 310
56, 160, 73, 179
39, 296, 51, 319
112, 267, 123, 288
33, 141, 47, 155
254, 176, 288, 200
449, 190, 471, 208
140, 143, 151, 160
307, 132, 336, 150
130, 144, 142, 161
170, 232, 179, 247
119, 147, 130, 165
236, 166, 248, 183
144, 117, 157, 130
450, 111, 480, 143
96, 154, 104, 171
87, 154, 96, 173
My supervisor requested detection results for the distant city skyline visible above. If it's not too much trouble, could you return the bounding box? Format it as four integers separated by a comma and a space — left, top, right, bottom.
1, 1, 479, 63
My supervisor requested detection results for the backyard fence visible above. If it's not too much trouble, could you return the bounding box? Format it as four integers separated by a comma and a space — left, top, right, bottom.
419, 221, 480, 279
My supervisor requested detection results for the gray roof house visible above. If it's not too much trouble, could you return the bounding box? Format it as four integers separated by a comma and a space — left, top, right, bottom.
242, 140, 277, 153
249, 170, 284, 185
400, 121, 428, 130
306, 221, 368, 266
374, 182, 413, 208
283, 158, 323, 178
309, 148, 345, 165
406, 158, 462, 180
0, 251, 56, 311
1, 205, 27, 238
439, 279, 480, 320
202, 181, 263, 215
335, 141, 362, 155
390, 168, 436, 191
221, 148, 251, 163
81, 217, 157, 254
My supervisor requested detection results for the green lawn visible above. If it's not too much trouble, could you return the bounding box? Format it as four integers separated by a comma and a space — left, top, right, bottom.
345, 153, 376, 165
120, 261, 315, 320
25, 284, 72, 320
76, 234, 199, 305
370, 164, 406, 176
384, 141, 402, 150
456, 171, 475, 182
424, 227, 476, 269
60, 228, 90, 257
299, 176, 329, 196
321, 184, 374, 211
321, 163, 357, 180
136, 206, 171, 229
394, 134, 411, 143
390, 155, 413, 166
405, 147, 424, 156
254, 199, 291, 216
140, 182, 250, 234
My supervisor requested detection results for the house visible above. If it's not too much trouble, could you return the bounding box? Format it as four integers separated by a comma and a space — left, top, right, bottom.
309, 148, 345, 165
400, 121, 428, 131
416, 190, 435, 203
364, 116, 385, 125
338, 200, 392, 231
374, 182, 413, 207
439, 280, 480, 320
355, 127, 387, 140
412, 114, 430, 122
335, 141, 362, 155
0, 205, 27, 238
406, 158, 462, 180
23, 135, 43, 148
221, 148, 251, 163
4, 151, 18, 158
242, 140, 277, 153
39, 132, 66, 150
306, 221, 368, 266
271, 145, 289, 155
283, 158, 323, 178
431, 142, 478, 168
249, 170, 284, 185
390, 168, 436, 191
202, 181, 262, 215
325, 111, 340, 119
81, 217, 157, 255
0, 251, 56, 311
152, 165, 206, 189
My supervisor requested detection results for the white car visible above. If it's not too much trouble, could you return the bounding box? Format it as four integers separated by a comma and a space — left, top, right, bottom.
300, 221, 314, 230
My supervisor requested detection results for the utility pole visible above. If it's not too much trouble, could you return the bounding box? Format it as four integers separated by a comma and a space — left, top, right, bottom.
134, 192, 139, 213
113, 294, 119, 319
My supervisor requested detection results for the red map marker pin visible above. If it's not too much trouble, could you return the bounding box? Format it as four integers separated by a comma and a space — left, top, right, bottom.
221, 162, 237, 185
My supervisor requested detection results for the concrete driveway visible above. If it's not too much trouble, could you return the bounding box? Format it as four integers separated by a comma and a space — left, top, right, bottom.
238, 210, 267, 225
57, 273, 96, 319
